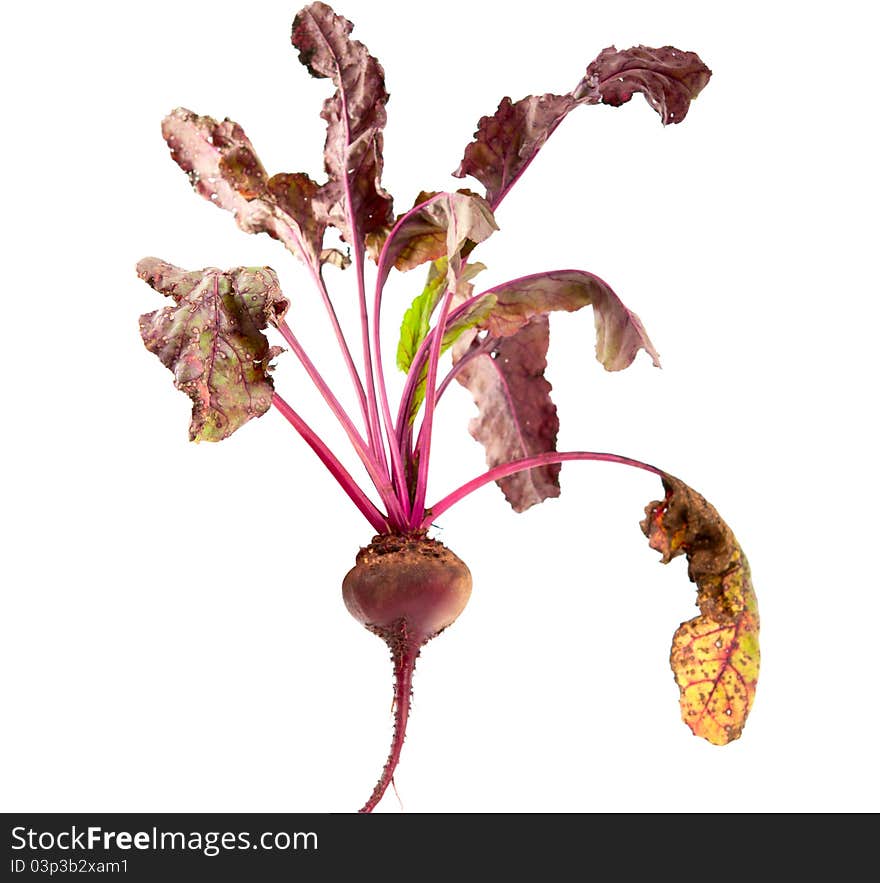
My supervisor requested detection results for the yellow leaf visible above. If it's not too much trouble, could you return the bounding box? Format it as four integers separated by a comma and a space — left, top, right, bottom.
642, 477, 760, 745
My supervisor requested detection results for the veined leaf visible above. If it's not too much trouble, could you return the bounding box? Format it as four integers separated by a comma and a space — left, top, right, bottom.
389, 191, 499, 423
477, 269, 660, 370
265, 171, 335, 266
453, 317, 560, 512
455, 44, 710, 208
452, 270, 658, 511
574, 45, 712, 124
161, 108, 329, 267
378, 191, 497, 293
136, 258, 288, 442
404, 282, 496, 424
291, 1, 394, 245
397, 260, 448, 373
372, 188, 497, 272
397, 259, 487, 374
455, 93, 576, 208
641, 476, 760, 745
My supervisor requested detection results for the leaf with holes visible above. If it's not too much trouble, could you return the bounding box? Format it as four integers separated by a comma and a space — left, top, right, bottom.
453, 316, 560, 512
161, 108, 337, 269
642, 475, 760, 744
291, 0, 394, 245
470, 269, 660, 369
137, 258, 288, 442
575, 44, 712, 124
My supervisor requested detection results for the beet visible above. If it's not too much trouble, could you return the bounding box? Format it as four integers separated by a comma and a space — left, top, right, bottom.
136, 4, 746, 814
342, 533, 471, 812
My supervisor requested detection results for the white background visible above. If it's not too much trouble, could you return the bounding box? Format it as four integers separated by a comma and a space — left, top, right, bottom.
3, 0, 877, 813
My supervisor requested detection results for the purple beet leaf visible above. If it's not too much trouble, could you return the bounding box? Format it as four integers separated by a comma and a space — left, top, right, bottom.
454, 316, 560, 512
575, 45, 713, 123
161, 108, 334, 269
137, 258, 288, 442
455, 44, 711, 209
454, 93, 577, 209
291, 1, 394, 247
376, 191, 497, 277
474, 269, 660, 370
444, 269, 658, 510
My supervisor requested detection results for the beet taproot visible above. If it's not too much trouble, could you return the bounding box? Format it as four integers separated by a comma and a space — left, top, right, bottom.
342, 533, 471, 812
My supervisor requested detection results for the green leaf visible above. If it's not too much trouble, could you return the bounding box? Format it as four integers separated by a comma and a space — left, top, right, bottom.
396, 259, 487, 374
136, 258, 288, 442
397, 259, 448, 373
404, 285, 496, 424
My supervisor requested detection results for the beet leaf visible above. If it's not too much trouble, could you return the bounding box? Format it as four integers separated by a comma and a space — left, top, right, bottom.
576, 45, 713, 123
377, 191, 496, 278
161, 109, 338, 270
291, 0, 394, 247
396, 258, 487, 374
137, 258, 288, 442
454, 316, 560, 512
466, 269, 660, 368
449, 270, 659, 510
455, 44, 711, 209
642, 475, 760, 744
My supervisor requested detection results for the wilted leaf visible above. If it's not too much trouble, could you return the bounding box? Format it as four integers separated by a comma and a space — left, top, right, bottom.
384, 191, 448, 273
574, 45, 712, 124
479, 270, 659, 370
455, 44, 710, 207
161, 108, 328, 267
450, 269, 657, 511
136, 258, 288, 442
641, 475, 760, 745
454, 93, 576, 208
162, 108, 266, 224
319, 247, 351, 269
291, 1, 394, 245
265, 171, 330, 265
454, 317, 560, 512
378, 191, 497, 289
